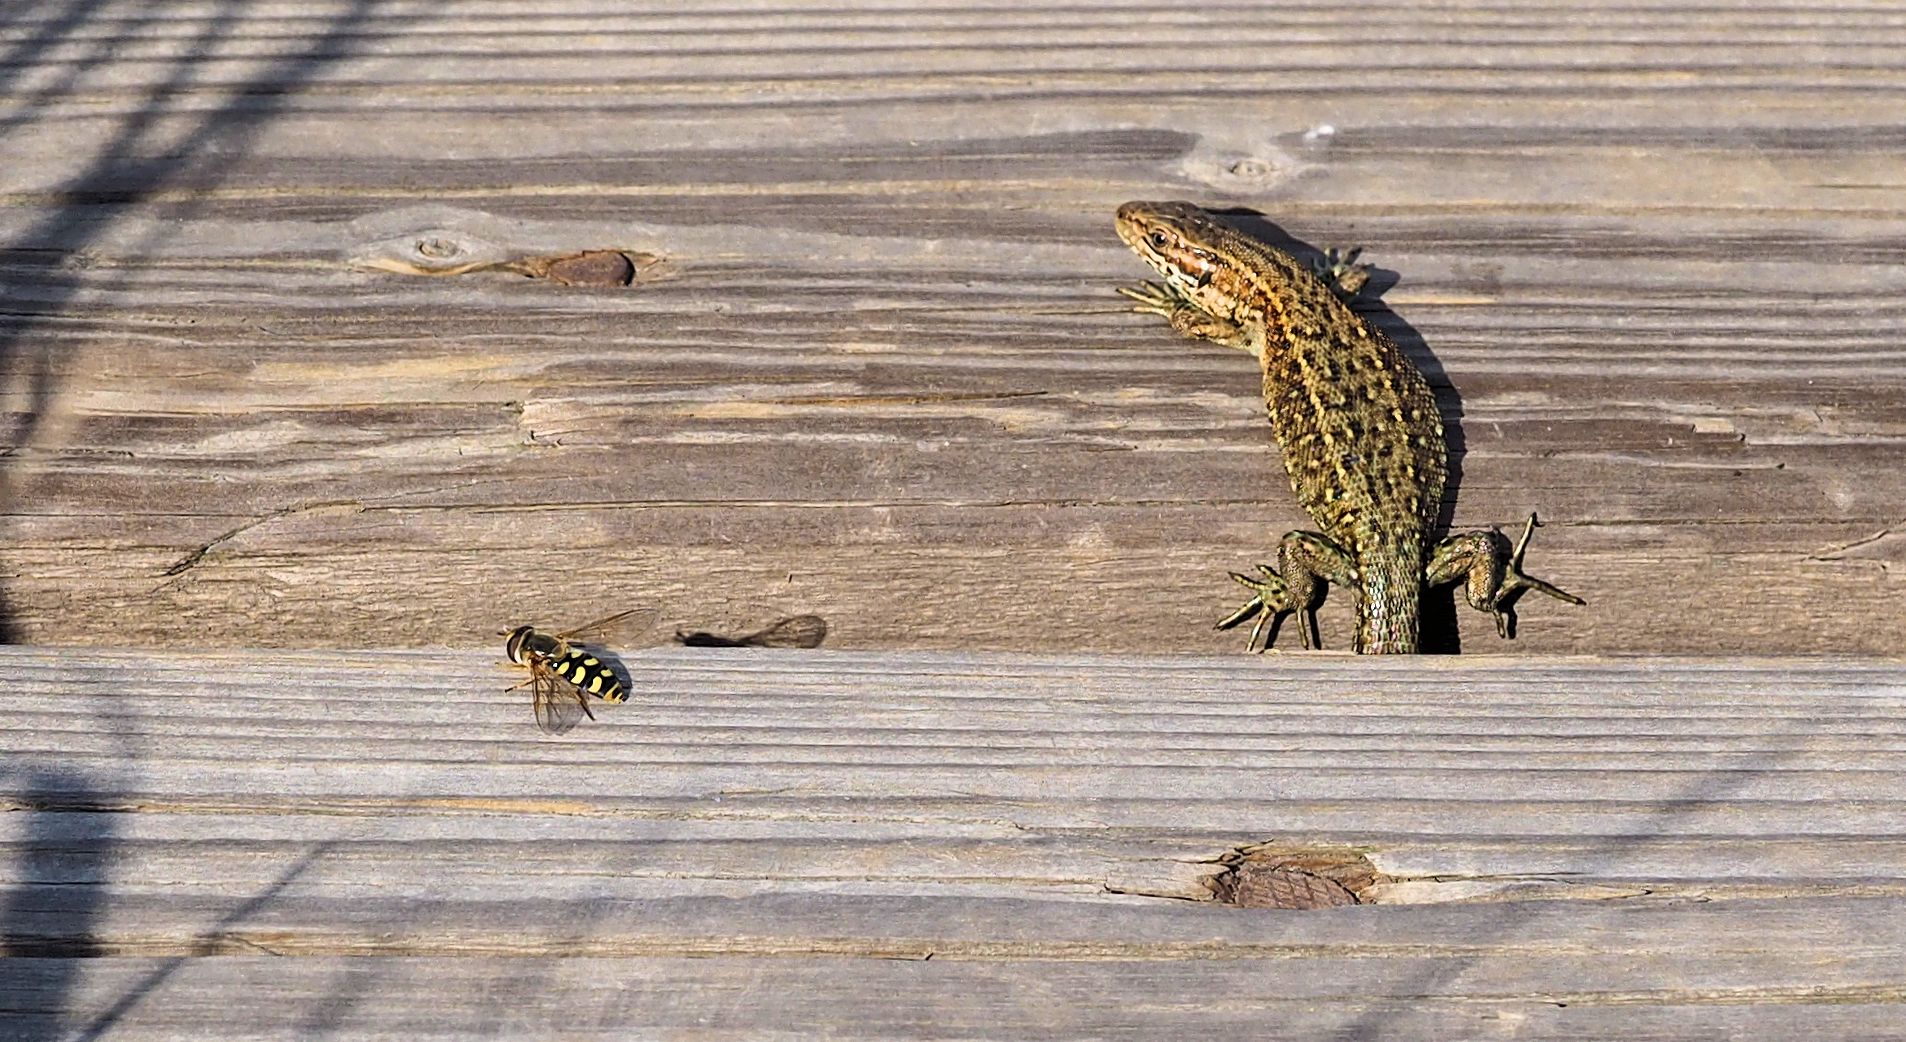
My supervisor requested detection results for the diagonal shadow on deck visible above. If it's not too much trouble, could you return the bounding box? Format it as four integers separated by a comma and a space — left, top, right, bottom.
0, 1, 386, 1037
0, 0, 385, 642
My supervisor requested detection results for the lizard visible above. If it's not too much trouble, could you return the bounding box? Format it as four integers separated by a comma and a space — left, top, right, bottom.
1113, 200, 1583, 654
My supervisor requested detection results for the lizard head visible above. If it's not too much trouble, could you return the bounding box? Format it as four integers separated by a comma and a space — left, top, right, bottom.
1115, 201, 1243, 310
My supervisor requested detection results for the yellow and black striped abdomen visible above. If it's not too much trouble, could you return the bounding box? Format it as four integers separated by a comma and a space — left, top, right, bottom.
549, 650, 625, 703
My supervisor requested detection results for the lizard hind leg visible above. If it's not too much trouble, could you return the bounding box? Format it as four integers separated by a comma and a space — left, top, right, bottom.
1215, 530, 1354, 652
1308, 246, 1374, 303
1427, 513, 1586, 639
1216, 567, 1294, 653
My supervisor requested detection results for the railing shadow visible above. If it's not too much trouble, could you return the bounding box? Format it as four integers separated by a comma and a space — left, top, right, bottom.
0, 1, 386, 1036
0, 0, 384, 642
0, 768, 116, 1042
65, 842, 338, 1042
1327, 694, 1847, 1041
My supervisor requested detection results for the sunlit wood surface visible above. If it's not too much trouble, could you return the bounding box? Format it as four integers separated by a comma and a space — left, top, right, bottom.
2, 0, 1904, 655
4, 2, 1905, 1036
5, 648, 1906, 1037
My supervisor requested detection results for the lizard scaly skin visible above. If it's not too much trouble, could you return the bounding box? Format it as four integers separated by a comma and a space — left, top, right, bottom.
1115, 201, 1582, 654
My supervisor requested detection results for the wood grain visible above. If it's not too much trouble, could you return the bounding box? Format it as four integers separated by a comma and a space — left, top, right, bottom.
4, 647, 1906, 1036
2, 0, 1904, 653
5, 7, 1903, 1034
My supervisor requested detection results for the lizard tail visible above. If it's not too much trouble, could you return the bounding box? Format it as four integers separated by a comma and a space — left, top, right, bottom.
1355, 555, 1423, 655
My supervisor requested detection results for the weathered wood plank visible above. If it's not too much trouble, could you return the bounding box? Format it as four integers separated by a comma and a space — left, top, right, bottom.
4, 648, 1906, 1036
3, 0, 1905, 652
10, 949, 1906, 1041
6, 649, 1906, 905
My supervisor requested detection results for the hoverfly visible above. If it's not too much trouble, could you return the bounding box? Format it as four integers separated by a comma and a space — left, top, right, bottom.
502, 608, 657, 735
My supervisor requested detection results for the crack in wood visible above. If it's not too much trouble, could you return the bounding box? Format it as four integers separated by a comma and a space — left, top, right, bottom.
161, 499, 363, 576
1807, 521, 1906, 561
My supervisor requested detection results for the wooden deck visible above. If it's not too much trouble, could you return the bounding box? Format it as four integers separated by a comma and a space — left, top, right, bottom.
2, 0, 1903, 655
5, 0, 1906, 1036
6, 647, 1906, 1037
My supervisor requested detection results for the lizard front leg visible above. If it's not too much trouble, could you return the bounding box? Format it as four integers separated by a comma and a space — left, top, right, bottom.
1216, 530, 1360, 652
1427, 513, 1585, 639
1117, 280, 1257, 353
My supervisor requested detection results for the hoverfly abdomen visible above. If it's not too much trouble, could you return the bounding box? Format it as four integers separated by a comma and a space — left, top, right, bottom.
552, 650, 625, 703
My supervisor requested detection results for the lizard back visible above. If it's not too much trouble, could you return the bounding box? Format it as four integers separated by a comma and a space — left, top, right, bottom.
1116, 202, 1448, 651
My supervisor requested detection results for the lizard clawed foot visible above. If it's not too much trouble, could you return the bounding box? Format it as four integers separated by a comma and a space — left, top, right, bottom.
1215, 565, 1319, 653
1116, 280, 1182, 316
1308, 247, 1373, 303
1120, 279, 1253, 350
1488, 513, 1586, 638
1428, 513, 1585, 641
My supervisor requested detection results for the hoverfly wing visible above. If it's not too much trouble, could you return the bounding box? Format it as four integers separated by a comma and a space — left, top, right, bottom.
555, 607, 660, 648
531, 662, 592, 736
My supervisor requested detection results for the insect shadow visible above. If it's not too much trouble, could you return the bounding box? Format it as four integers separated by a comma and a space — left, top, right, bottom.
674, 614, 828, 649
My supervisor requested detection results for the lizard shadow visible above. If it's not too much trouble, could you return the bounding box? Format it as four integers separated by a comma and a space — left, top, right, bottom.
1208, 209, 1467, 654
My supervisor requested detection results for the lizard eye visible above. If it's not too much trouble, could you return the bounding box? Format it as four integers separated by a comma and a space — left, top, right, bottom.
1147, 230, 1170, 250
